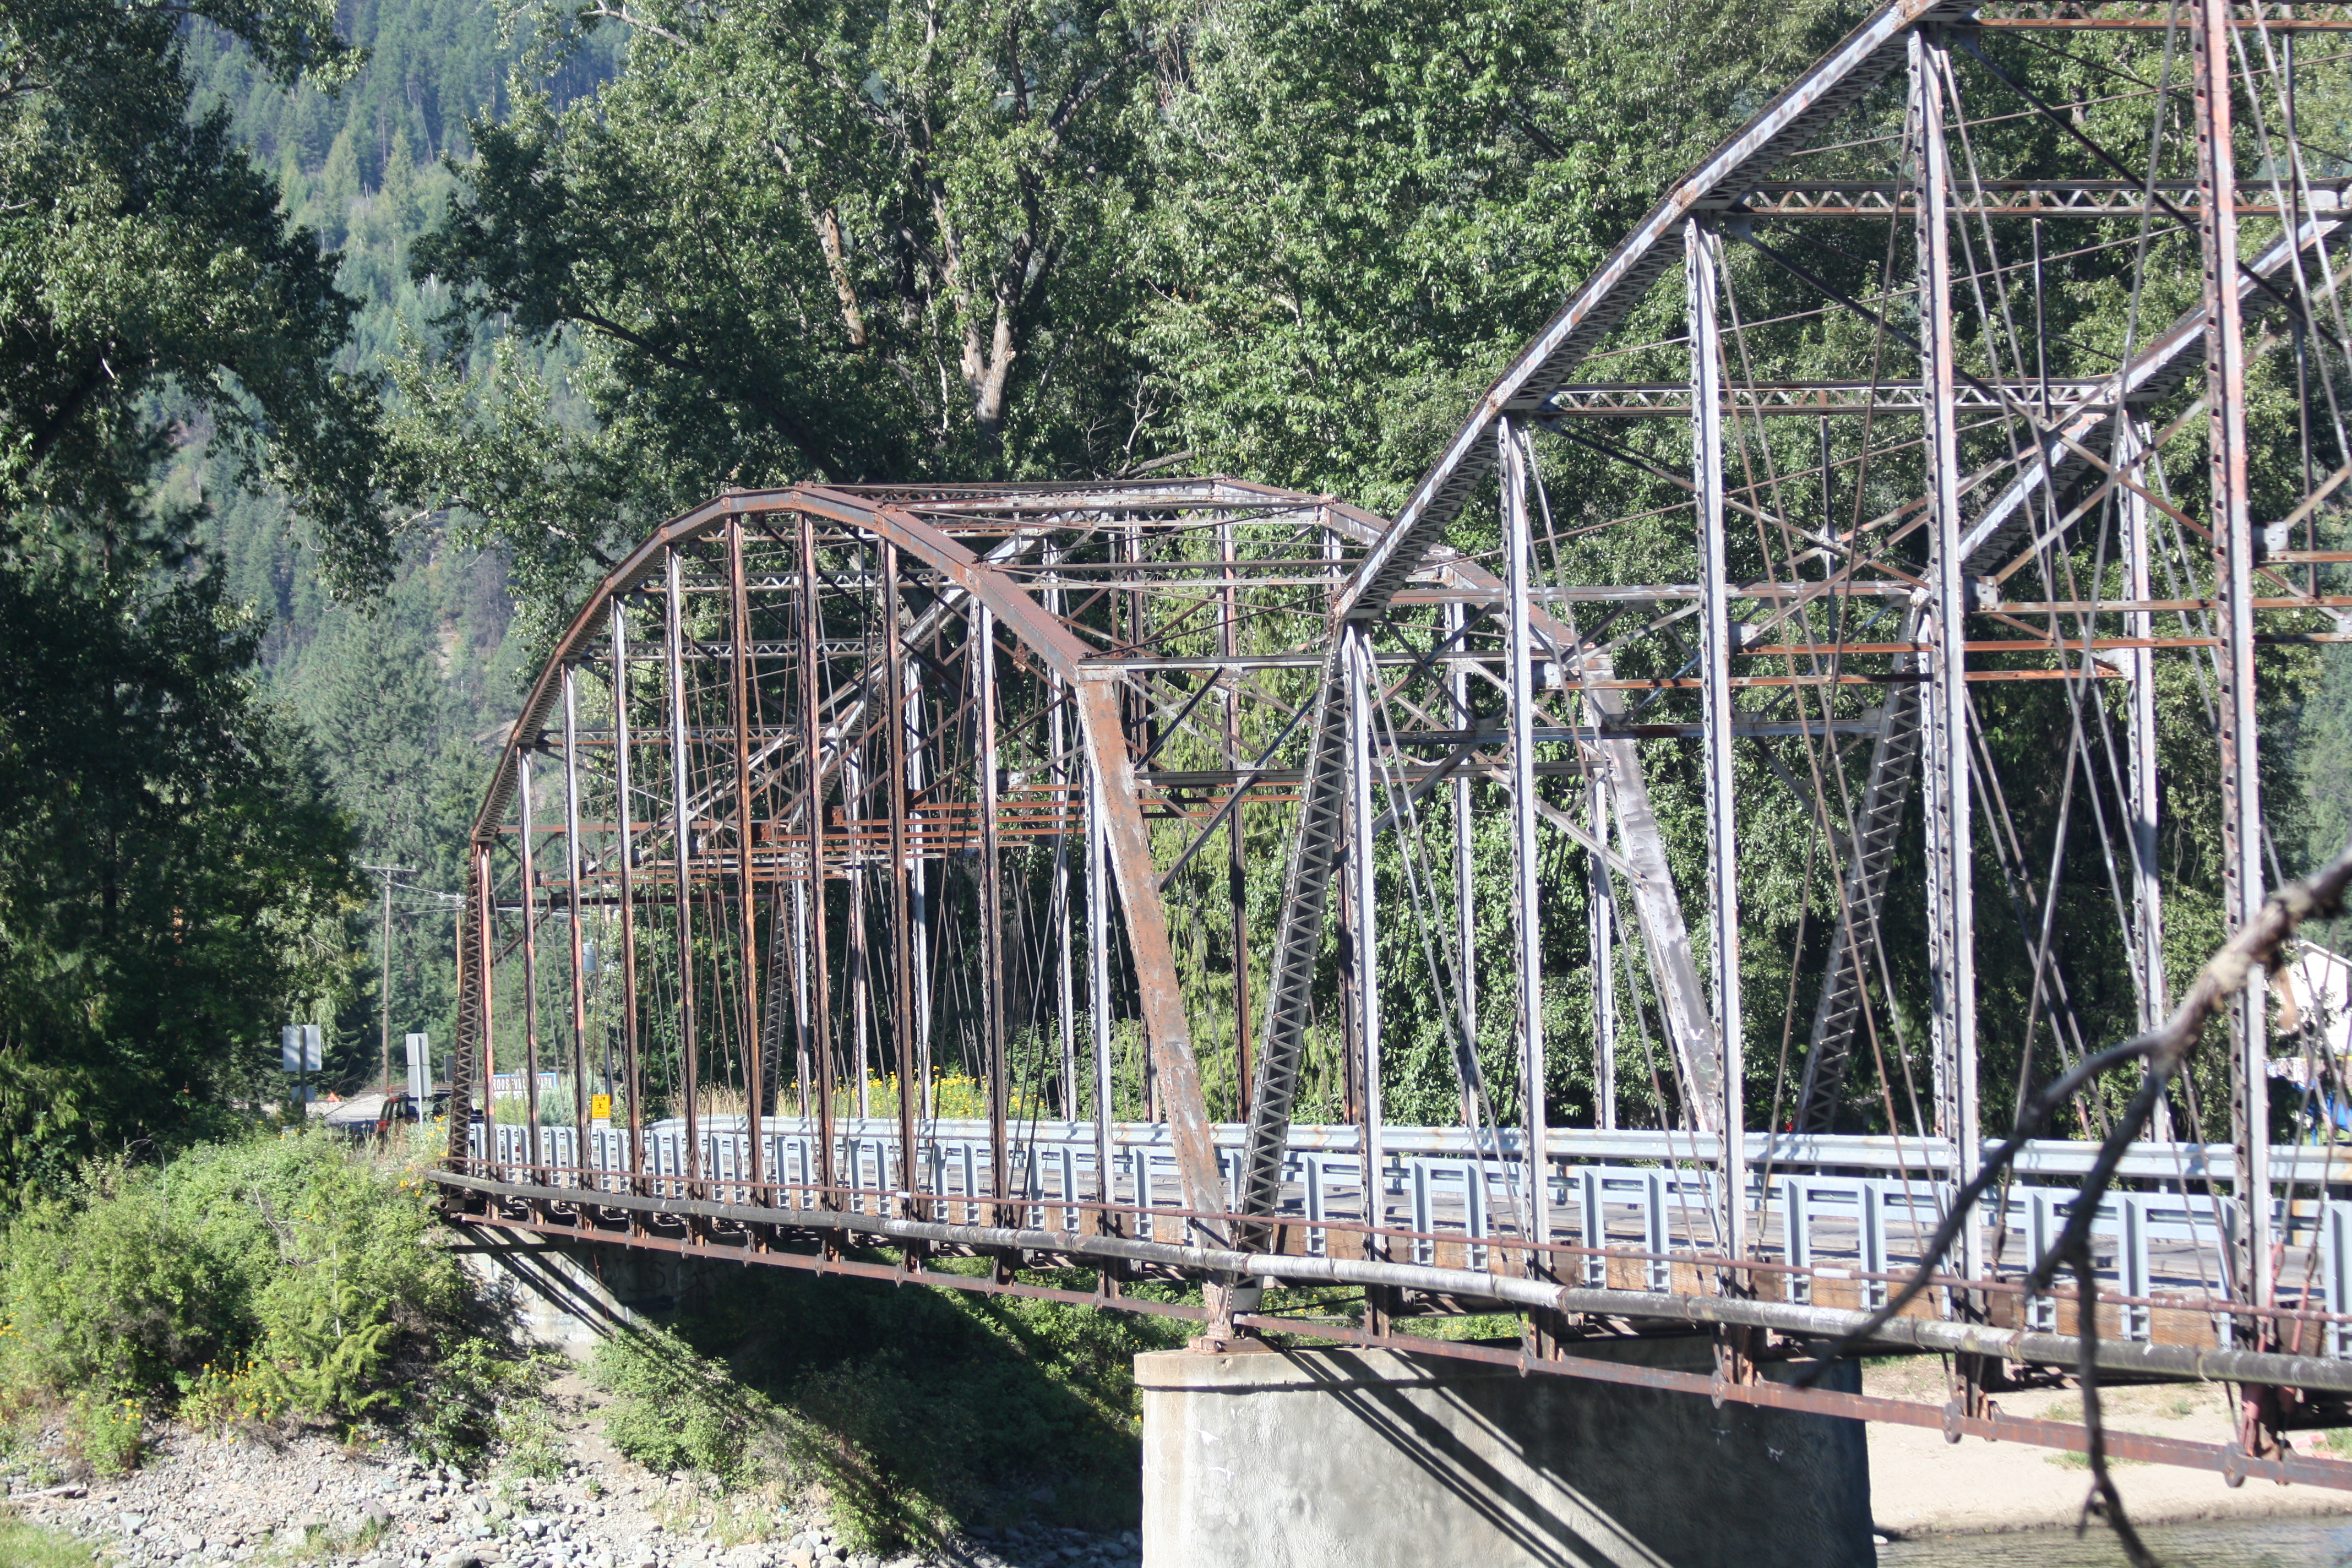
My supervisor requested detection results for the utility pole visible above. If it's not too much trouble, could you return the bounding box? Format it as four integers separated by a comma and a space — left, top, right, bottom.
361, 864, 418, 1095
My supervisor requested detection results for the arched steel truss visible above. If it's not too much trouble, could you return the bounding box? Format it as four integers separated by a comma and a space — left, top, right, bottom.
439, 0, 2352, 1486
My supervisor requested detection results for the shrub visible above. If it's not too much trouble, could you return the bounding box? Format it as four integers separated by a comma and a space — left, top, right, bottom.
406, 1332, 560, 1468
63, 1392, 140, 1477
590, 1325, 781, 1491
0, 1131, 492, 1446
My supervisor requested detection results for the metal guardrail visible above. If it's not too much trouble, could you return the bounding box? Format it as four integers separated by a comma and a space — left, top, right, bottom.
470, 1119, 2352, 1353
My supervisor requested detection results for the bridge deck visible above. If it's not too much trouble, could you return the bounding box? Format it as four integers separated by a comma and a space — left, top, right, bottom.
460, 1119, 2352, 1358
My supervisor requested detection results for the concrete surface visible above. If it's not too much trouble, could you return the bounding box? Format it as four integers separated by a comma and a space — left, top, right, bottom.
1135, 1337, 1872, 1568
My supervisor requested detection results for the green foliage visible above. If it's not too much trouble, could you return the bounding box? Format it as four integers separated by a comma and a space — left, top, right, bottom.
0, 562, 357, 1195
405, 1332, 560, 1468
0, 1134, 473, 1431
402, 0, 1185, 612
0, 1509, 98, 1567
0, 0, 383, 581
0, 0, 392, 1189
591, 1324, 777, 1491
158, 1, 592, 1101
252, 1278, 399, 1421
62, 1392, 141, 1478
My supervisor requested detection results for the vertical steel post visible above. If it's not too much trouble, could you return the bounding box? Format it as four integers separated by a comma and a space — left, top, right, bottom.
1346, 624, 1384, 1245
448, 851, 477, 1168
1046, 541, 1079, 1120
1500, 419, 1550, 1265
664, 546, 701, 1191
798, 513, 837, 1204
610, 600, 643, 1182
1222, 516, 1253, 1119
476, 839, 498, 1164
1687, 221, 1745, 1262
380, 873, 394, 1096
847, 756, 872, 1120
563, 667, 591, 1175
908, 651, 934, 1120
1590, 769, 1618, 1133
516, 752, 545, 1178
728, 519, 765, 1190
977, 605, 1010, 1218
791, 879, 812, 1121
1447, 597, 1479, 1129
1913, 28, 1980, 1277
883, 543, 921, 1212
2197, 0, 2267, 1315
2121, 418, 2174, 1141
1087, 745, 1116, 1214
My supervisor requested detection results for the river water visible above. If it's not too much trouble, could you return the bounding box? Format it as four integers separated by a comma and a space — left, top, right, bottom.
1880, 1516, 2352, 1566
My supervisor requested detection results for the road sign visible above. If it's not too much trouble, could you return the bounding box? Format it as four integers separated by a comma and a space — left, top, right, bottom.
590, 1093, 613, 1124
280, 1023, 321, 1074
405, 1032, 433, 1102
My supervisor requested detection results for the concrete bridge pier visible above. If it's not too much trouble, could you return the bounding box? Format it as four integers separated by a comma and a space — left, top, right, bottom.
1136, 1337, 1872, 1568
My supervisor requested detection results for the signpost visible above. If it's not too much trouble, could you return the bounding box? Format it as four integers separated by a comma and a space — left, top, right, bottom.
405, 1032, 433, 1104
280, 1022, 322, 1109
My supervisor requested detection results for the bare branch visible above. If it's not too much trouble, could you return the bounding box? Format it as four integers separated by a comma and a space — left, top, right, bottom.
1801, 832, 2352, 1368
577, 1, 685, 48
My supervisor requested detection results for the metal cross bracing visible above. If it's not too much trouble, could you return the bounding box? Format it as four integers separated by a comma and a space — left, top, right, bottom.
437, 0, 2352, 1490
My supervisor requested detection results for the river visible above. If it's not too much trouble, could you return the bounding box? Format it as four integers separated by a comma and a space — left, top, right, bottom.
1881, 1516, 2352, 1566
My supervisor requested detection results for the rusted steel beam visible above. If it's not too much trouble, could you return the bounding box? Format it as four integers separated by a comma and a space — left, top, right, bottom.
516, 754, 545, 1179
442, 1189, 2352, 1491
611, 600, 644, 1185
883, 542, 921, 1218
562, 668, 591, 1171
798, 513, 837, 1206
1073, 679, 1229, 1253
663, 548, 702, 1194
427, 1168, 2352, 1409
977, 605, 1011, 1223
728, 520, 765, 1193
447, 841, 486, 1167
1220, 516, 1252, 1122
475, 841, 498, 1170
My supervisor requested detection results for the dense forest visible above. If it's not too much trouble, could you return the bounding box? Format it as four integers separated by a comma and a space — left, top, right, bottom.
4, 0, 2351, 1194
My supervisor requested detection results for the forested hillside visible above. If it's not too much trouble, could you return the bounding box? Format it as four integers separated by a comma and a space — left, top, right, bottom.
162, 4, 624, 1092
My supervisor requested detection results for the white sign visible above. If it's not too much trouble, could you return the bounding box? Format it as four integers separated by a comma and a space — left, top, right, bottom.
405, 1033, 434, 1103
280, 1023, 322, 1074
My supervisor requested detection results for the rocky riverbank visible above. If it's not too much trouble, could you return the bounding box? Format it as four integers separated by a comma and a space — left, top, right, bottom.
2, 1427, 1141, 1568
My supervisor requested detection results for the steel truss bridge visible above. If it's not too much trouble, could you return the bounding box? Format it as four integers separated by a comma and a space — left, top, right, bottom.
438, 0, 2352, 1496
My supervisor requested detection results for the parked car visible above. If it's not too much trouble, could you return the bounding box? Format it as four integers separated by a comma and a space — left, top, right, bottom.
372, 1090, 454, 1137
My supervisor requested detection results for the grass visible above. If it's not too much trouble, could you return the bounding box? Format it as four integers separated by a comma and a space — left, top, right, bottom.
0, 1509, 97, 1565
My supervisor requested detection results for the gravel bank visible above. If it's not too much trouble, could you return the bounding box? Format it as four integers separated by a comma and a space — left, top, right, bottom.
2, 1428, 1140, 1568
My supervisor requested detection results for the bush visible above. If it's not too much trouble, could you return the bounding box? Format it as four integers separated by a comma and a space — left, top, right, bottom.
0, 1130, 523, 1461
407, 1332, 562, 1468
590, 1325, 781, 1491
63, 1392, 140, 1477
